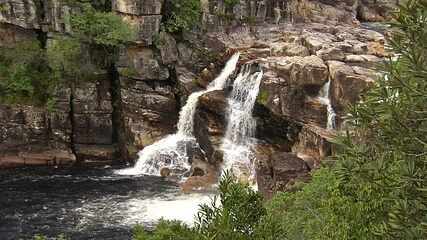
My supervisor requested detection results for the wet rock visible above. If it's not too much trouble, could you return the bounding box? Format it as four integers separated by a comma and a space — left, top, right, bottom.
198, 90, 227, 117
74, 144, 117, 164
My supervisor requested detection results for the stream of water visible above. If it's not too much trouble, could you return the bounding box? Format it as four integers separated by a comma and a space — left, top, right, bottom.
116, 53, 240, 177
0, 167, 213, 240
221, 64, 263, 182
318, 79, 336, 130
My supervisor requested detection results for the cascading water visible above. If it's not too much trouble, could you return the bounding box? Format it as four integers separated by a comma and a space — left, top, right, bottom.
221, 64, 263, 183
318, 80, 336, 130
116, 53, 240, 176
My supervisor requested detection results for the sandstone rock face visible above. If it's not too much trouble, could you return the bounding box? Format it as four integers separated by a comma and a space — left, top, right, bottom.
72, 78, 118, 163
328, 60, 377, 112
117, 47, 170, 81
0, 105, 76, 168
118, 75, 178, 159
0, 23, 37, 47
113, 0, 163, 45
0, 0, 390, 178
0, 0, 39, 29
256, 145, 310, 199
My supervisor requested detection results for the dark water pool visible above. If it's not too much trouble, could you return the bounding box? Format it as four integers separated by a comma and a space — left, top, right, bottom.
0, 167, 212, 240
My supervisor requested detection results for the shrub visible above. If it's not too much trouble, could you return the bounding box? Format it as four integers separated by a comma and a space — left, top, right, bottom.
0, 41, 57, 105
70, 3, 136, 47
163, 0, 201, 33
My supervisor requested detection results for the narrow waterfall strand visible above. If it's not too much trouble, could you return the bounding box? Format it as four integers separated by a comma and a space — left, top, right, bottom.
318, 80, 337, 130
116, 53, 240, 176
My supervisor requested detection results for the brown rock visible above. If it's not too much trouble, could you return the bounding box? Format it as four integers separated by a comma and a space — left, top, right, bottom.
328, 61, 375, 112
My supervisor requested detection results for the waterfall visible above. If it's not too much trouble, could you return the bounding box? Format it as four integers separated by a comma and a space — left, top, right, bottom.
221, 64, 263, 183
116, 53, 240, 176
318, 80, 336, 130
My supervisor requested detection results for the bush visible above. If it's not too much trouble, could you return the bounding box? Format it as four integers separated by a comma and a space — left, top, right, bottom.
70, 3, 136, 47
163, 0, 201, 33
0, 41, 57, 105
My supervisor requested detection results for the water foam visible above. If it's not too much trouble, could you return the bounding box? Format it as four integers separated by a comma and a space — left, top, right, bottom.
116, 53, 240, 176
221, 64, 263, 183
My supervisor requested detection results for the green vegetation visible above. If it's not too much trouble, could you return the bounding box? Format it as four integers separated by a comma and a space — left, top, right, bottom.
224, 0, 240, 8
0, 1, 135, 106
0, 41, 56, 105
163, 0, 201, 33
69, 3, 136, 47
133, 1, 427, 239
257, 89, 269, 105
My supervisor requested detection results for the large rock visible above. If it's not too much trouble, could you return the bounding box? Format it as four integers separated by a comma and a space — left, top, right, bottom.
0, 104, 76, 168
0, 23, 37, 47
328, 60, 376, 112
119, 76, 178, 159
194, 90, 228, 163
291, 124, 335, 168
272, 56, 329, 89
256, 146, 310, 199
72, 78, 113, 146
117, 47, 169, 81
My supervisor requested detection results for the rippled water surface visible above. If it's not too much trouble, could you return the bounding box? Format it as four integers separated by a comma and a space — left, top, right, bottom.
0, 167, 213, 240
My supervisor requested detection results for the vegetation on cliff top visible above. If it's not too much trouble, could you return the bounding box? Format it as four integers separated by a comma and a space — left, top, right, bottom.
163, 0, 201, 33
133, 1, 427, 239
0, 1, 135, 106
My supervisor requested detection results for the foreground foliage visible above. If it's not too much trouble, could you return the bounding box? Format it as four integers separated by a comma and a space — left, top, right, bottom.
134, 1, 427, 239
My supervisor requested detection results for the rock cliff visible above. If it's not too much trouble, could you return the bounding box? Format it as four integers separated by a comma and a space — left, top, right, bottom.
0, 0, 392, 194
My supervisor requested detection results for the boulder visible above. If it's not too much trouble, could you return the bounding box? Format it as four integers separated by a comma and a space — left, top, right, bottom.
256, 146, 311, 199
289, 56, 329, 88
291, 124, 335, 168
328, 61, 375, 112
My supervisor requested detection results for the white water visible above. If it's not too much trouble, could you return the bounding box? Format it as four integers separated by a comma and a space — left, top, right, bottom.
318, 80, 336, 130
221, 64, 263, 183
122, 193, 213, 226
116, 53, 240, 176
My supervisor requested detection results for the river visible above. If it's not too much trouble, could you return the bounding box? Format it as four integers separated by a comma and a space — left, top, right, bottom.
0, 167, 213, 239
